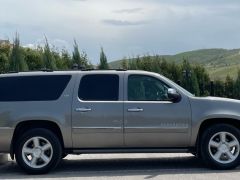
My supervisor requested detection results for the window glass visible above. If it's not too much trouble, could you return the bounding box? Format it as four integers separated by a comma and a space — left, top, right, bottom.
0, 75, 71, 101
128, 75, 170, 101
78, 74, 119, 101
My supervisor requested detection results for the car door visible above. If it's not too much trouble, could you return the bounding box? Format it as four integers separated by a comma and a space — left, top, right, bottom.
124, 73, 191, 147
72, 73, 124, 148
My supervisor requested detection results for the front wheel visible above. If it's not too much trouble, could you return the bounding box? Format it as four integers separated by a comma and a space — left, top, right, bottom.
15, 128, 62, 174
200, 124, 240, 169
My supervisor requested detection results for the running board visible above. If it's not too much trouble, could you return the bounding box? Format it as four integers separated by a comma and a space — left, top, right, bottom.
66, 147, 192, 154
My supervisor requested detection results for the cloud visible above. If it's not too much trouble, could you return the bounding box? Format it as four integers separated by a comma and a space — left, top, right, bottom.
114, 8, 144, 14
2, 0, 240, 63
102, 19, 147, 26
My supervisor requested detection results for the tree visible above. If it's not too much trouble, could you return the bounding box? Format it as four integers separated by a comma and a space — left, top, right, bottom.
72, 40, 90, 69
98, 47, 109, 69
214, 79, 225, 97
61, 49, 72, 69
80, 50, 92, 69
181, 59, 200, 96
121, 57, 128, 69
9, 33, 28, 71
128, 58, 137, 70
72, 39, 81, 68
225, 75, 234, 98
0, 53, 9, 73
193, 64, 210, 96
234, 70, 240, 99
43, 37, 56, 70
0, 42, 10, 73
0, 42, 11, 56
24, 48, 43, 70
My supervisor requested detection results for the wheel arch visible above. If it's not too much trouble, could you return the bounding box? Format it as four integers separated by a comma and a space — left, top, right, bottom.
10, 120, 64, 160
194, 118, 240, 154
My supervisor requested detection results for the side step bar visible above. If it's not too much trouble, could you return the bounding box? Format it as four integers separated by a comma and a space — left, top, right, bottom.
65, 147, 192, 154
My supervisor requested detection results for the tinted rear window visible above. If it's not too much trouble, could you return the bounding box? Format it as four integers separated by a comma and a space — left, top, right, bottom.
0, 75, 71, 101
78, 74, 119, 101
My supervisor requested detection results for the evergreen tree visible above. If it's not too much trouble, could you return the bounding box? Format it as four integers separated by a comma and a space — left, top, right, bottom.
193, 65, 210, 96
121, 57, 128, 69
61, 49, 72, 69
72, 40, 89, 69
72, 39, 81, 69
98, 47, 109, 69
214, 79, 225, 97
168, 62, 181, 82
181, 59, 200, 96
43, 37, 56, 70
234, 70, 240, 99
225, 75, 234, 98
24, 48, 43, 70
0, 53, 9, 73
128, 57, 137, 70
80, 50, 92, 69
9, 33, 28, 71
53, 50, 63, 70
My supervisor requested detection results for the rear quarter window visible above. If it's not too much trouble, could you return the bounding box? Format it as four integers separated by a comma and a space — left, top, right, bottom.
0, 75, 71, 101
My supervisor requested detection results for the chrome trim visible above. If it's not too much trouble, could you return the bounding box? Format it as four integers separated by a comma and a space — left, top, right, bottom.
127, 108, 143, 112
72, 127, 122, 133
72, 148, 190, 154
75, 107, 92, 112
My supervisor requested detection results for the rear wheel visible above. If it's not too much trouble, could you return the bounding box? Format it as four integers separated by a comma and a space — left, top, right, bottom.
15, 128, 62, 174
62, 153, 68, 159
200, 124, 240, 169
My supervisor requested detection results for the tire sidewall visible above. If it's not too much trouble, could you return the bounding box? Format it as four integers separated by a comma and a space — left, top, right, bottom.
15, 128, 62, 174
200, 124, 240, 170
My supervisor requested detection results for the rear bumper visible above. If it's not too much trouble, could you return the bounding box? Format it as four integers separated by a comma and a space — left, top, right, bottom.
0, 127, 14, 153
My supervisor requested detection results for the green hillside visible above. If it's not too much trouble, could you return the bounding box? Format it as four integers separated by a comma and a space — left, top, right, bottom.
109, 48, 240, 80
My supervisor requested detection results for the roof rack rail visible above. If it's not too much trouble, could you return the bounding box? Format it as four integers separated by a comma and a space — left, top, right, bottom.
4, 68, 127, 74
82, 68, 127, 71
7, 71, 19, 74
40, 68, 53, 72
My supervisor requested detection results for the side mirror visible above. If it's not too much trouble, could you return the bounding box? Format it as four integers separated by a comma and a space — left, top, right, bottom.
167, 88, 181, 103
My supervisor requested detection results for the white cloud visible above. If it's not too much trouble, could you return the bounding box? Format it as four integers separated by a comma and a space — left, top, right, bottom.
1, 0, 240, 62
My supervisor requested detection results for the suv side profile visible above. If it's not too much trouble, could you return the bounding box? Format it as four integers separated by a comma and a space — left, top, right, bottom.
0, 70, 240, 174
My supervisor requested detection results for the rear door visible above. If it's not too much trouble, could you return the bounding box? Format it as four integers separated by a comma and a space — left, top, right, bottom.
72, 73, 124, 148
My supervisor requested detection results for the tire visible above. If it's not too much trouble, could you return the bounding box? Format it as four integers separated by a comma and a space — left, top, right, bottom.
15, 128, 62, 174
62, 153, 68, 159
200, 124, 240, 170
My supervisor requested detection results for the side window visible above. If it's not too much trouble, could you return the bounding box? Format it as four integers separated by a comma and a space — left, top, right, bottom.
0, 75, 71, 101
128, 75, 170, 101
78, 74, 119, 101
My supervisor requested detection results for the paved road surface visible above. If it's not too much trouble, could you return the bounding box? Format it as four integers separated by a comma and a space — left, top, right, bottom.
0, 153, 240, 180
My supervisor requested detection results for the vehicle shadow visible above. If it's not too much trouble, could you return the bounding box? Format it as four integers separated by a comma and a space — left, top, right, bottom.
1, 154, 240, 179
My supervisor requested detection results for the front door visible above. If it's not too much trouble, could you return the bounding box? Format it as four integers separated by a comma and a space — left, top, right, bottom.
72, 73, 124, 148
124, 74, 191, 147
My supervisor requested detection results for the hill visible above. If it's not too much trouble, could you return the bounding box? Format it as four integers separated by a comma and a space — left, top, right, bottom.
109, 48, 240, 80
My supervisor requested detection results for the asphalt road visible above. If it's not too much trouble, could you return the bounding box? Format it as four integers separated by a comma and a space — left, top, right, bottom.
0, 153, 240, 180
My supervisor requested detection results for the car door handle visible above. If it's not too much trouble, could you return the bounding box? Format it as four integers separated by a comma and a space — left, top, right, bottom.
127, 108, 143, 112
75, 107, 92, 112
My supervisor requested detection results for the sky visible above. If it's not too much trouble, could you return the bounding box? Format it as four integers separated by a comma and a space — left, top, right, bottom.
1, 0, 240, 64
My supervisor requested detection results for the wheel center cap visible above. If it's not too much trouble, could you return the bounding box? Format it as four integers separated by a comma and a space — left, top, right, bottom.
33, 148, 42, 158
219, 144, 228, 153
